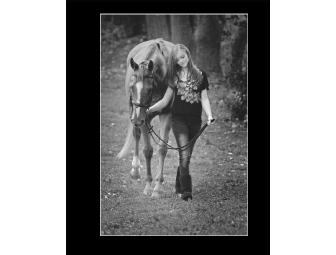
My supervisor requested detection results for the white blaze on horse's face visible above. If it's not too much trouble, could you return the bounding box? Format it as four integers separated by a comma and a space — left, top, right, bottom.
134, 81, 143, 122
129, 77, 146, 127
129, 58, 154, 127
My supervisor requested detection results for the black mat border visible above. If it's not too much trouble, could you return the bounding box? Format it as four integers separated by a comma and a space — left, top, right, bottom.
67, 0, 269, 252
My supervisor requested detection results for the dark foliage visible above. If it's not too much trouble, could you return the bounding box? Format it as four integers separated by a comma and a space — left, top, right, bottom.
223, 16, 247, 121
101, 14, 247, 121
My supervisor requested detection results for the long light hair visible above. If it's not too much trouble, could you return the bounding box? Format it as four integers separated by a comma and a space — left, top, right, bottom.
166, 44, 203, 88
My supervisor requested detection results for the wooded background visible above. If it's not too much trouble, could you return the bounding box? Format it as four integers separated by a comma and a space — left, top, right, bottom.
101, 15, 247, 121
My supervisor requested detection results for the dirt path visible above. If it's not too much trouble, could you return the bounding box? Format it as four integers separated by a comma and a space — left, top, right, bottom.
100, 37, 247, 235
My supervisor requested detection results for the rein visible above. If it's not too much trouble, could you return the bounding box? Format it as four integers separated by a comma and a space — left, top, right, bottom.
145, 117, 210, 152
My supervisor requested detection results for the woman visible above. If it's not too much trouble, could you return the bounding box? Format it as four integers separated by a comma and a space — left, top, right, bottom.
147, 44, 215, 201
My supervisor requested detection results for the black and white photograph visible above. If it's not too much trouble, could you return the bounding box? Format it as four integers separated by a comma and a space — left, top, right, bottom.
6, 0, 336, 253
100, 14, 248, 235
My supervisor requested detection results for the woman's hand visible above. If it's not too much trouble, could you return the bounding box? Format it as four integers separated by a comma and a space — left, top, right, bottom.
201, 89, 214, 126
207, 116, 215, 125
146, 86, 174, 114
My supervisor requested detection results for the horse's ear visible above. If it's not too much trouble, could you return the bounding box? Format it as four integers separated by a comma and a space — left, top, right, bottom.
148, 60, 154, 72
130, 58, 139, 70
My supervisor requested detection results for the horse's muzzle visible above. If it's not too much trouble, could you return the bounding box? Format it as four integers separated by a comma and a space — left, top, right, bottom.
131, 118, 145, 127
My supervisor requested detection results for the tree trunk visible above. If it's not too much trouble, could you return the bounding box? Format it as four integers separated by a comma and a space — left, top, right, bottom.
146, 15, 171, 41
194, 15, 222, 74
229, 21, 247, 89
145, 15, 222, 75
170, 15, 195, 56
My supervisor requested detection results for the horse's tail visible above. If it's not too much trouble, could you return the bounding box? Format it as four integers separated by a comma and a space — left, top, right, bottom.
116, 121, 133, 159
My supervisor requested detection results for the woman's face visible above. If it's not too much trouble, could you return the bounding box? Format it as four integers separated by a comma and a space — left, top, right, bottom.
176, 49, 189, 68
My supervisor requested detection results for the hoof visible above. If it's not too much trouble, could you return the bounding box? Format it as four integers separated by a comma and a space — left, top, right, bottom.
143, 189, 151, 196
130, 173, 141, 180
130, 168, 140, 180
143, 183, 152, 196
151, 181, 163, 198
151, 191, 161, 198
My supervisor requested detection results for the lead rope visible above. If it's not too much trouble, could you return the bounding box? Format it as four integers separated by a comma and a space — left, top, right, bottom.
144, 113, 213, 152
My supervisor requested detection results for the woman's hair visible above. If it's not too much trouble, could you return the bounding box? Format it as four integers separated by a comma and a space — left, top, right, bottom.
166, 44, 203, 88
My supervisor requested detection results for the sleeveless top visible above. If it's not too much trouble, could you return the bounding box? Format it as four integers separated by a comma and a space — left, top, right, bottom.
171, 69, 209, 119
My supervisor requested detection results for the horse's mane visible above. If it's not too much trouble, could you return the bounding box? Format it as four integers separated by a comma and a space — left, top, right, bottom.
127, 40, 168, 83
124, 39, 175, 106
144, 43, 157, 61
127, 40, 158, 65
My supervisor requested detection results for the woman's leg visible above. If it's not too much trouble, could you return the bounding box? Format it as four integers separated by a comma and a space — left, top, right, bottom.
187, 118, 202, 157
172, 116, 189, 195
172, 116, 198, 200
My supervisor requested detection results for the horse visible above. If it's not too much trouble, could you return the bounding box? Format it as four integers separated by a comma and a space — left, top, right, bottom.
116, 38, 175, 198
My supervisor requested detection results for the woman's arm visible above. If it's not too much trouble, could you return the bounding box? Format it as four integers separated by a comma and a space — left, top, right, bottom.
201, 89, 214, 125
147, 86, 174, 113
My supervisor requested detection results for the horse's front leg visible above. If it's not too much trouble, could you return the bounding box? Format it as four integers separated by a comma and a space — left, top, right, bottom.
141, 123, 153, 195
130, 126, 141, 180
152, 113, 172, 198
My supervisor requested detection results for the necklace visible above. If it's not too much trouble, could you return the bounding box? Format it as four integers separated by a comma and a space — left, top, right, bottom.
176, 73, 201, 104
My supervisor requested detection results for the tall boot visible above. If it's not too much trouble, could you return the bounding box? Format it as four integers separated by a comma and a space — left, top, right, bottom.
175, 166, 181, 195
179, 167, 192, 201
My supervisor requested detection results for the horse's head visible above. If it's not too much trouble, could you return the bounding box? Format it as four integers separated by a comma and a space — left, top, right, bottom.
128, 58, 155, 127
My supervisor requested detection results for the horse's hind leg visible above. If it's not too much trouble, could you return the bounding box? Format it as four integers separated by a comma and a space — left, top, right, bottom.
141, 124, 153, 195
152, 113, 172, 198
130, 126, 141, 180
